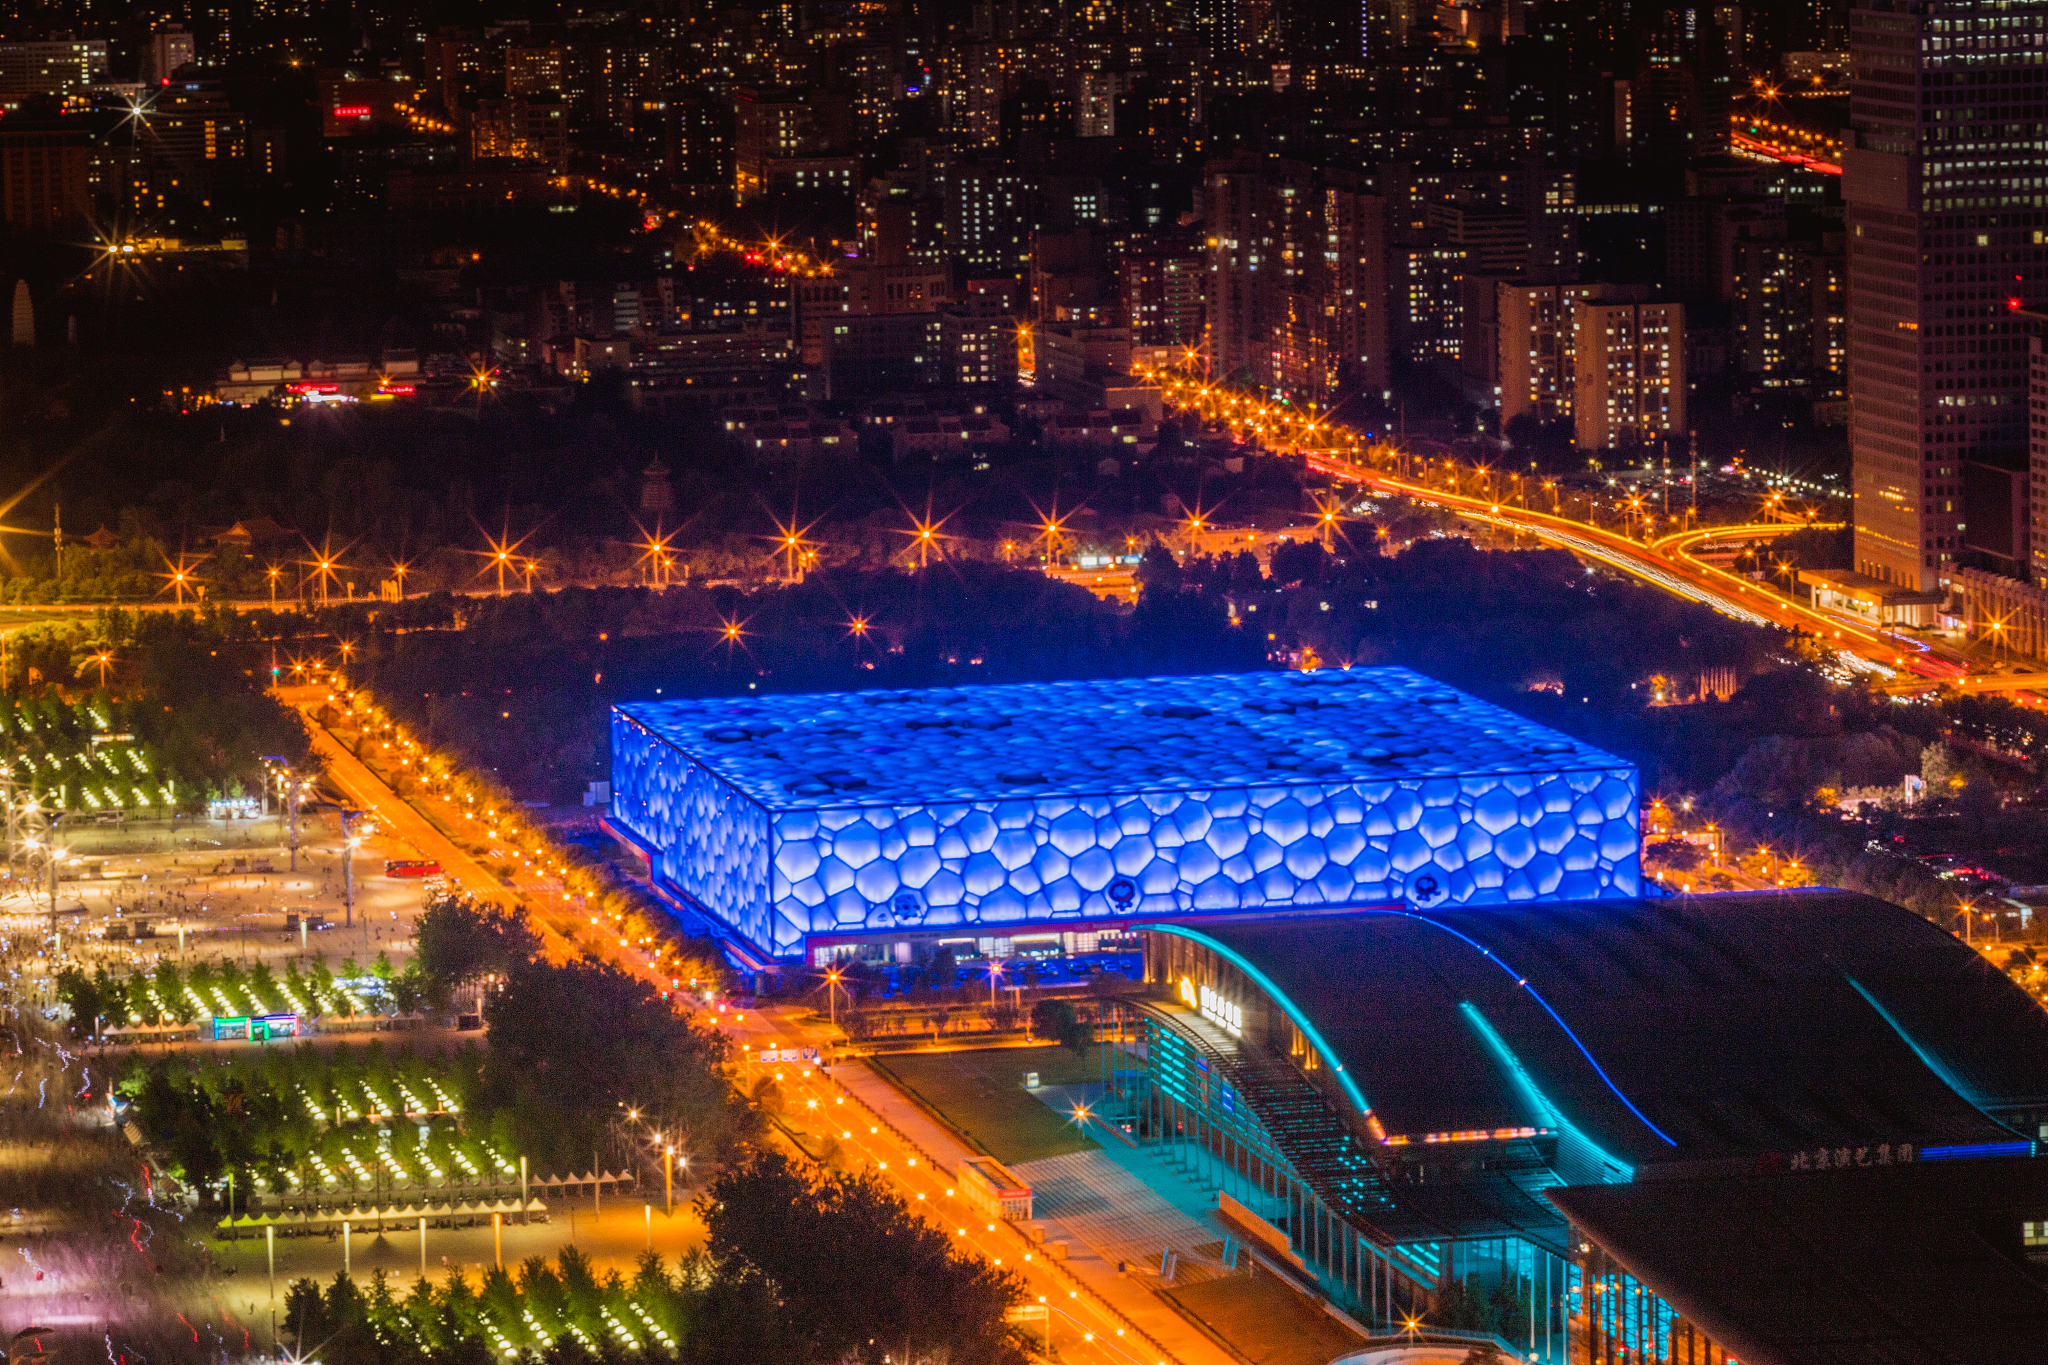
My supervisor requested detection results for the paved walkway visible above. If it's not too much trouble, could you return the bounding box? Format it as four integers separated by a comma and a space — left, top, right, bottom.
301, 717, 504, 904
290, 694, 582, 961
830, 1049, 1243, 1365
1013, 1149, 1229, 1287
838, 1060, 982, 1169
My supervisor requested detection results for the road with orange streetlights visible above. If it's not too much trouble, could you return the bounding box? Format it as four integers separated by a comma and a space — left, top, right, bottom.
1133, 361, 1978, 684
272, 680, 1230, 1365
1139, 360, 2048, 701
275, 682, 667, 972
1372, 476, 2027, 689
726, 1038, 1235, 1365
288, 695, 508, 906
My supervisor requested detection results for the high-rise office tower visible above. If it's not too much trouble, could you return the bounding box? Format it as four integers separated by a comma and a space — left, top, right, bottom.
1845, 0, 2048, 592
1570, 296, 1687, 451
1204, 158, 1387, 401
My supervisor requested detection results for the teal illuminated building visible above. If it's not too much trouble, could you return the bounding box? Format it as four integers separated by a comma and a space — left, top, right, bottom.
1125, 892, 2048, 1363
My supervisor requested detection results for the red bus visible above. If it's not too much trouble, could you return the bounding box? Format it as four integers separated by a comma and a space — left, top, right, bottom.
384, 858, 442, 877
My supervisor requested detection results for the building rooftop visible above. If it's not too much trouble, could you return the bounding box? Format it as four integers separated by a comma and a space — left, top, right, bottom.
1157, 889, 2048, 1171
1548, 1156, 2048, 1365
611, 668, 1627, 808
1140, 889, 2048, 1248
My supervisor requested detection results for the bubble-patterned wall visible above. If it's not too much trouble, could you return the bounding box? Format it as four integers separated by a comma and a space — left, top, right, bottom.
611, 669, 1640, 960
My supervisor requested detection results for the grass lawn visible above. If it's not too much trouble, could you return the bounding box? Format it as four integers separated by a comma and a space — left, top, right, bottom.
871, 1045, 1107, 1164
1165, 1264, 1365, 1365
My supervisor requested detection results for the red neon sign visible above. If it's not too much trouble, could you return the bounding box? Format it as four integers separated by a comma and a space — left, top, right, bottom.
333, 105, 372, 118
286, 382, 340, 394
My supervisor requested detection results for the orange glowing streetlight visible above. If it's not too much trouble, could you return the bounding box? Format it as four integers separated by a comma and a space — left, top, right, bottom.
299, 533, 355, 607
473, 517, 534, 597
1026, 497, 1081, 564
765, 505, 822, 582
156, 550, 208, 606
894, 498, 955, 571
632, 519, 677, 588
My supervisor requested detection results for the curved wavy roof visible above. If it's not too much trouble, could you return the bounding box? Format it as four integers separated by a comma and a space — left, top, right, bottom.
1162, 890, 2048, 1171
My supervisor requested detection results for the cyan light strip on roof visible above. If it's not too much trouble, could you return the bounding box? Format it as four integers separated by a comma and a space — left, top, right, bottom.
1460, 999, 1635, 1183
1365, 910, 1678, 1148
1137, 921, 1375, 1119
1843, 973, 2031, 1139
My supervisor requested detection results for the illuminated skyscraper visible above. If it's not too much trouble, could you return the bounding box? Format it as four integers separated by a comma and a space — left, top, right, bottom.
1205, 158, 1387, 401
1571, 296, 1687, 451
1845, 0, 2048, 592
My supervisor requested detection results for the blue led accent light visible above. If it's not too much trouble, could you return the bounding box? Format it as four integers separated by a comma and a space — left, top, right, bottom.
611, 669, 1640, 958
1368, 910, 1678, 1148
1136, 921, 1376, 1119
1919, 1141, 2036, 1161
1459, 1000, 1635, 1183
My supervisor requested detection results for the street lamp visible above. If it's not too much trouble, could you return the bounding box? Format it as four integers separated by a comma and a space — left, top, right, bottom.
339, 808, 369, 931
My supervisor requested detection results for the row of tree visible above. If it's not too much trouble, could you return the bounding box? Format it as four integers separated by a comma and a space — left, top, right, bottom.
58, 952, 412, 1032
415, 897, 753, 1172
278, 1150, 1025, 1365
117, 898, 752, 1194
0, 608, 315, 808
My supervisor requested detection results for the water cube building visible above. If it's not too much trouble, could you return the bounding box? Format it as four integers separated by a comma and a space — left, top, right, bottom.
608, 668, 1641, 964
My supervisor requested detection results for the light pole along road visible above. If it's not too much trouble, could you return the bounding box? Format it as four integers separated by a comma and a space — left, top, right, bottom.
1140, 361, 2004, 691
280, 682, 612, 965
1321, 465, 1977, 686
735, 1046, 1218, 1365
278, 683, 1204, 1365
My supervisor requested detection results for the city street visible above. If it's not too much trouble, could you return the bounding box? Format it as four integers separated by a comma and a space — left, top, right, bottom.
728, 1025, 1241, 1365
282, 685, 604, 967
266, 688, 1217, 1365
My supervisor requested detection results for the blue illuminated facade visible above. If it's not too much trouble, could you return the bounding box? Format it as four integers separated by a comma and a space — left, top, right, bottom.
609, 668, 1641, 960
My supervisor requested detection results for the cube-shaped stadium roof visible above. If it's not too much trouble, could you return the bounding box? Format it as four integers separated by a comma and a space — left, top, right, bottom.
613, 668, 1625, 808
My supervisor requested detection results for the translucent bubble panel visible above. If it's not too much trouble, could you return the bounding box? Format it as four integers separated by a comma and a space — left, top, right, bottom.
611, 669, 1640, 959
613, 709, 770, 938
